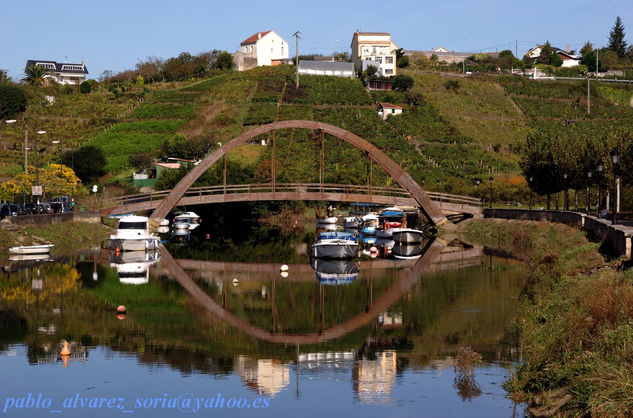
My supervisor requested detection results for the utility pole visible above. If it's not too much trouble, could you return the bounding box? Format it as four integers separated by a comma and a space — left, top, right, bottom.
293, 31, 301, 89
515, 40, 518, 60
596, 49, 599, 75
587, 76, 590, 114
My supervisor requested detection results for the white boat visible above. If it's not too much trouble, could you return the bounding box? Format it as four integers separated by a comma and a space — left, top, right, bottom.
110, 250, 160, 285
311, 238, 358, 259
9, 244, 54, 255
376, 207, 405, 239
391, 228, 426, 244
173, 211, 201, 231
109, 215, 161, 251
343, 216, 361, 229
391, 242, 426, 260
316, 216, 338, 225
360, 213, 379, 235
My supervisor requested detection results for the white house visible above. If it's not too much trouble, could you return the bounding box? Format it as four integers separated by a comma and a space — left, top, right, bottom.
377, 103, 403, 120
25, 60, 88, 85
525, 45, 581, 67
351, 32, 399, 77
234, 30, 290, 71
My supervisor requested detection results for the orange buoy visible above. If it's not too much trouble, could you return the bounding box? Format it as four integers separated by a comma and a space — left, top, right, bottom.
117, 313, 126, 320
60, 341, 71, 356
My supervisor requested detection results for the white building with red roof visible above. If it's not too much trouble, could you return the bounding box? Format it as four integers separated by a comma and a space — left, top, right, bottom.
234, 30, 290, 71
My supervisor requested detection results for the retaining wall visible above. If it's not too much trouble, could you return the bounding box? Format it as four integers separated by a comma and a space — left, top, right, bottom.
483, 208, 632, 259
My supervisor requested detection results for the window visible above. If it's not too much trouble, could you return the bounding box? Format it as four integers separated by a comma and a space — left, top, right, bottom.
281, 46, 284, 55
385, 69, 393, 75
385, 56, 393, 64
376, 57, 383, 63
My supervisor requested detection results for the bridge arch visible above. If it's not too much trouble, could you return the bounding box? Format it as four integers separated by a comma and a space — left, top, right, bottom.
149, 120, 447, 226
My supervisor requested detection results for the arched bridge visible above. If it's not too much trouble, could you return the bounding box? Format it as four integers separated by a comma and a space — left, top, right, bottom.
102, 121, 482, 224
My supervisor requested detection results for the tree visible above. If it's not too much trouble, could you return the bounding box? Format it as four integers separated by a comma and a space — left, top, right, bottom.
580, 41, 593, 56
581, 50, 599, 72
394, 48, 409, 68
550, 52, 563, 67
538, 41, 553, 65
128, 153, 154, 173
608, 16, 627, 58
23, 65, 50, 85
392, 74, 414, 91
333, 51, 350, 62
363, 65, 378, 79
0, 84, 27, 119
65, 146, 106, 183
214, 51, 235, 70
79, 81, 91, 94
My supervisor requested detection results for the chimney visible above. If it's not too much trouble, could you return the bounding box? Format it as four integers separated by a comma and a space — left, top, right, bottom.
258, 32, 261, 40
566, 45, 570, 53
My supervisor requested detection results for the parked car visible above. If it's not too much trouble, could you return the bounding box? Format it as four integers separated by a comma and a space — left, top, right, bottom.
0, 204, 19, 220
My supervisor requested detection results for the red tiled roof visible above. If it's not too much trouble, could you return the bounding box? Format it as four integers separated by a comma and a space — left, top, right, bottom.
241, 30, 272, 45
378, 102, 403, 110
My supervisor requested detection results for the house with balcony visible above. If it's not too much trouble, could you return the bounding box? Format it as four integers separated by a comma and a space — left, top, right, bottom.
25, 60, 88, 85
351, 32, 399, 77
234, 30, 290, 71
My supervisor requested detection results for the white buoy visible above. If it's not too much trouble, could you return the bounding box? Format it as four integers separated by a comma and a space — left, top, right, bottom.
280, 264, 289, 272
232, 278, 239, 286
280, 271, 289, 279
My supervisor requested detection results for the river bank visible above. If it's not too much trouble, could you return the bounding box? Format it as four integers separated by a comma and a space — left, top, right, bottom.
458, 218, 633, 416
0, 221, 113, 257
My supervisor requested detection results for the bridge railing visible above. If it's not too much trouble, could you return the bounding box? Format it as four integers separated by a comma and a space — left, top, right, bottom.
102, 183, 481, 211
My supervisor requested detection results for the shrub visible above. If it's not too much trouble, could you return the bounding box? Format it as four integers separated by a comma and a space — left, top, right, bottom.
62, 84, 74, 95
0, 84, 27, 119
79, 81, 91, 94
392, 75, 414, 91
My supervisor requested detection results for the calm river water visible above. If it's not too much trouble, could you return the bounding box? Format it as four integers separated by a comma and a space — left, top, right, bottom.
0, 215, 526, 417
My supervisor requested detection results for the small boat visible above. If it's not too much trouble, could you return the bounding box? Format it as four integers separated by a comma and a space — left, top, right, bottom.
173, 211, 201, 231
343, 216, 361, 229
9, 244, 54, 255
360, 213, 379, 235
391, 228, 426, 244
311, 257, 359, 285
109, 216, 161, 251
376, 207, 405, 238
311, 237, 358, 259
316, 216, 338, 224
315, 206, 338, 225
317, 231, 357, 242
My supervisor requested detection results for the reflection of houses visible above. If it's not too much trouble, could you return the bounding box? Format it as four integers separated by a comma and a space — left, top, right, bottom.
236, 356, 289, 397
25, 60, 89, 85
351, 32, 399, 76
353, 350, 397, 404
234, 30, 290, 71
377, 311, 403, 328
298, 61, 354, 78
377, 103, 403, 120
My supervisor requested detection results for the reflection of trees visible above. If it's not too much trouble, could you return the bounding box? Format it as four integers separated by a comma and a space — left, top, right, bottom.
453, 346, 483, 402
0, 265, 81, 302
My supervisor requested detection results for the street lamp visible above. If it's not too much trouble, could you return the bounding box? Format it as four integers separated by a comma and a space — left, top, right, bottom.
4, 119, 17, 151
34, 130, 46, 214
488, 176, 493, 209
52, 140, 62, 177
586, 169, 592, 215
596, 159, 604, 218
610, 147, 620, 224
563, 173, 568, 211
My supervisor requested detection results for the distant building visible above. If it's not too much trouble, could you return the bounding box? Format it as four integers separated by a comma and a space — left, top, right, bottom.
377, 103, 403, 120
367, 79, 392, 91
234, 30, 290, 71
25, 60, 88, 85
298, 60, 354, 78
404, 47, 493, 64
525, 44, 581, 67
351, 32, 399, 77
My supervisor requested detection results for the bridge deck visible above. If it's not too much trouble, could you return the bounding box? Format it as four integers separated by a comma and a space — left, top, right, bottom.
102, 183, 482, 217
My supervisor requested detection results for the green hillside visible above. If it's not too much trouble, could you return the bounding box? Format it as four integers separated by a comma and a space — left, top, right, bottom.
3, 67, 633, 201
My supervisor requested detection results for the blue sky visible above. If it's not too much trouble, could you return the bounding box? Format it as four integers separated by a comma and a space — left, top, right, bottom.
2, 0, 631, 81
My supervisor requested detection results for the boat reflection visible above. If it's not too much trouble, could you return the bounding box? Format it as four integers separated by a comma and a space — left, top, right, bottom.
310, 257, 359, 285
236, 356, 290, 397
109, 250, 161, 285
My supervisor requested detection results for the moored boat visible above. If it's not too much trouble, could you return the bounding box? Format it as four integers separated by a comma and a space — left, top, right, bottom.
109, 216, 161, 251
311, 257, 359, 285
173, 211, 201, 231
311, 238, 358, 259
376, 207, 405, 239
9, 244, 54, 255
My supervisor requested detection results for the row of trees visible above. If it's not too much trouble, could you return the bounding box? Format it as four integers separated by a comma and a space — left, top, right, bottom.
102, 50, 235, 84
521, 127, 633, 204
